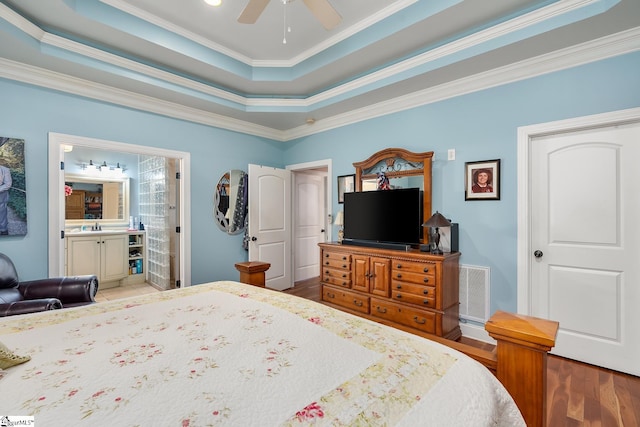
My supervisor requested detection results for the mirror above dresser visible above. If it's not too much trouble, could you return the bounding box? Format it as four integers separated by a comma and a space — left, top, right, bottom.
353, 148, 434, 242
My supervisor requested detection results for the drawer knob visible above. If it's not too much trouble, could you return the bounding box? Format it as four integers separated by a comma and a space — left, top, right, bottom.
325, 261, 330, 265
413, 316, 426, 325
342, 264, 347, 268
396, 294, 402, 299
353, 300, 363, 307
396, 274, 402, 278
376, 306, 387, 314
423, 277, 429, 283
396, 284, 402, 289
423, 267, 429, 273
423, 299, 429, 305
325, 270, 330, 275
423, 289, 428, 295
396, 264, 402, 269
342, 273, 347, 278
342, 256, 347, 260
325, 253, 329, 257
327, 293, 335, 299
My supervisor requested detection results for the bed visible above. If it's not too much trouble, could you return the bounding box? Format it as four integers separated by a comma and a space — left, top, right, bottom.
0, 281, 532, 426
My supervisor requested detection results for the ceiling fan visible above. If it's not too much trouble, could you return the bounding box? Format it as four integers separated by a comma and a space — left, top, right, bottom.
238, 0, 342, 30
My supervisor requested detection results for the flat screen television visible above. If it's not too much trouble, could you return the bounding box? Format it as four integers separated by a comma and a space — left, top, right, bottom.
343, 188, 423, 248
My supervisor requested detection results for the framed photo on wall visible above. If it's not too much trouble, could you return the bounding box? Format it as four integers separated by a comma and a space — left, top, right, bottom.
337, 174, 355, 204
465, 159, 500, 201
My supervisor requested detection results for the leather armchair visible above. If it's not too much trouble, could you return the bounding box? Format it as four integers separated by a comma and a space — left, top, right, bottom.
0, 253, 98, 317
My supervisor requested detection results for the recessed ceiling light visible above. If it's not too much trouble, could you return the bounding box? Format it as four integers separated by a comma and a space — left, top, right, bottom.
204, 0, 222, 6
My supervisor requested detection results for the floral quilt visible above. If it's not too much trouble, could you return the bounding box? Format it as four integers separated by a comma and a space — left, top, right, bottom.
0, 281, 524, 426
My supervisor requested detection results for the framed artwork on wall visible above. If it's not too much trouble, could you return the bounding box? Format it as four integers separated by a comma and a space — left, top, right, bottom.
465, 159, 500, 201
0, 137, 27, 236
337, 174, 355, 204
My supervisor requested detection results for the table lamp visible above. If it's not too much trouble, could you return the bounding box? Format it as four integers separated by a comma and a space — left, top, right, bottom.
422, 211, 450, 254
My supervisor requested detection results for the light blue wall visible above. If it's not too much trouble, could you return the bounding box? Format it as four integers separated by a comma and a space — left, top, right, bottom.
0, 81, 285, 285
0, 51, 638, 315
283, 51, 640, 315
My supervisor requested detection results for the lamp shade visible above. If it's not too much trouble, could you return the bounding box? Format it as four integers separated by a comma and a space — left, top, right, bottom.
334, 210, 344, 227
423, 211, 450, 228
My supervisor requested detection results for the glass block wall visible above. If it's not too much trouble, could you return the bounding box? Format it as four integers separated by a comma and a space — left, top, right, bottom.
139, 155, 171, 289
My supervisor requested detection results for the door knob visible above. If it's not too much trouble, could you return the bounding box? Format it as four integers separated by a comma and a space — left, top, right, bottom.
534, 250, 543, 258
320, 229, 325, 233
251, 236, 257, 241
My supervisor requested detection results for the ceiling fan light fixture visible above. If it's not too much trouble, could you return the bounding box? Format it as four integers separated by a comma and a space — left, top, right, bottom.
204, 0, 222, 6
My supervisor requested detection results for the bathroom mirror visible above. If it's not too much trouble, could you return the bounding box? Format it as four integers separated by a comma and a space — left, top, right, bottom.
64, 174, 130, 223
214, 169, 247, 235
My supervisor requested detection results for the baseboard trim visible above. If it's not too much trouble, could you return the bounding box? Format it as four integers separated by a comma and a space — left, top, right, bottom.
460, 321, 495, 345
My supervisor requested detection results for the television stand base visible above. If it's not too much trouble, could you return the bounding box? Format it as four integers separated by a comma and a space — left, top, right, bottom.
342, 239, 412, 252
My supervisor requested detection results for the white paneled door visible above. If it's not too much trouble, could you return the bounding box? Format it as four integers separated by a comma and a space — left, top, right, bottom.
293, 172, 326, 282
248, 164, 292, 291
529, 122, 640, 376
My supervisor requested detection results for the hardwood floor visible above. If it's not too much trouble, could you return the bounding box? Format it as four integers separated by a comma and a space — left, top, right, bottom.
98, 277, 640, 426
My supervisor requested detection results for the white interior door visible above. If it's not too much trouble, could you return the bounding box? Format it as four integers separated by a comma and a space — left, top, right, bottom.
248, 164, 292, 291
529, 122, 640, 375
293, 172, 326, 282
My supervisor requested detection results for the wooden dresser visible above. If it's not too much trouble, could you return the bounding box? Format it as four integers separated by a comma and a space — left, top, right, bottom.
319, 242, 461, 340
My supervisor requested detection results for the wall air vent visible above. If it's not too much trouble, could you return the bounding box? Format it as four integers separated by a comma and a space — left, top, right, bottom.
459, 265, 490, 323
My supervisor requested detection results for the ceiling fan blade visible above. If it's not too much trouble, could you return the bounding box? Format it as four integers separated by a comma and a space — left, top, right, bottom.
302, 0, 342, 30
238, 0, 271, 24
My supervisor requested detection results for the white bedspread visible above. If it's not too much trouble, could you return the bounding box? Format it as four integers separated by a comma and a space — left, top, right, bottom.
0, 281, 524, 426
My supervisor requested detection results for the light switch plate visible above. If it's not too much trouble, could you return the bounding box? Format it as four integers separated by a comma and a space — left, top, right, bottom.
448, 149, 456, 161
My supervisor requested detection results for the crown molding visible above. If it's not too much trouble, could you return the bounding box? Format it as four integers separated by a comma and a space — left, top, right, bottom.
0, 57, 284, 140
103, 0, 418, 68
283, 27, 640, 140
1, 26, 638, 142
101, 0, 254, 65
1, 0, 623, 111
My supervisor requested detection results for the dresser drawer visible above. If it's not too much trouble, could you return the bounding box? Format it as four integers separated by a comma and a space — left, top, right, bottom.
322, 285, 369, 314
391, 281, 436, 298
392, 260, 437, 276
390, 290, 436, 308
370, 298, 436, 335
322, 251, 351, 263
391, 270, 435, 286
322, 267, 351, 288
322, 257, 351, 270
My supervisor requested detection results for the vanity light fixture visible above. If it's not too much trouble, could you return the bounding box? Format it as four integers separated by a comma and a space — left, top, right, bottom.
80, 160, 126, 177
204, 0, 222, 6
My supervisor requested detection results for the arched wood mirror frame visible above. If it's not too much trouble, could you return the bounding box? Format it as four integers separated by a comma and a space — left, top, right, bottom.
353, 148, 433, 242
